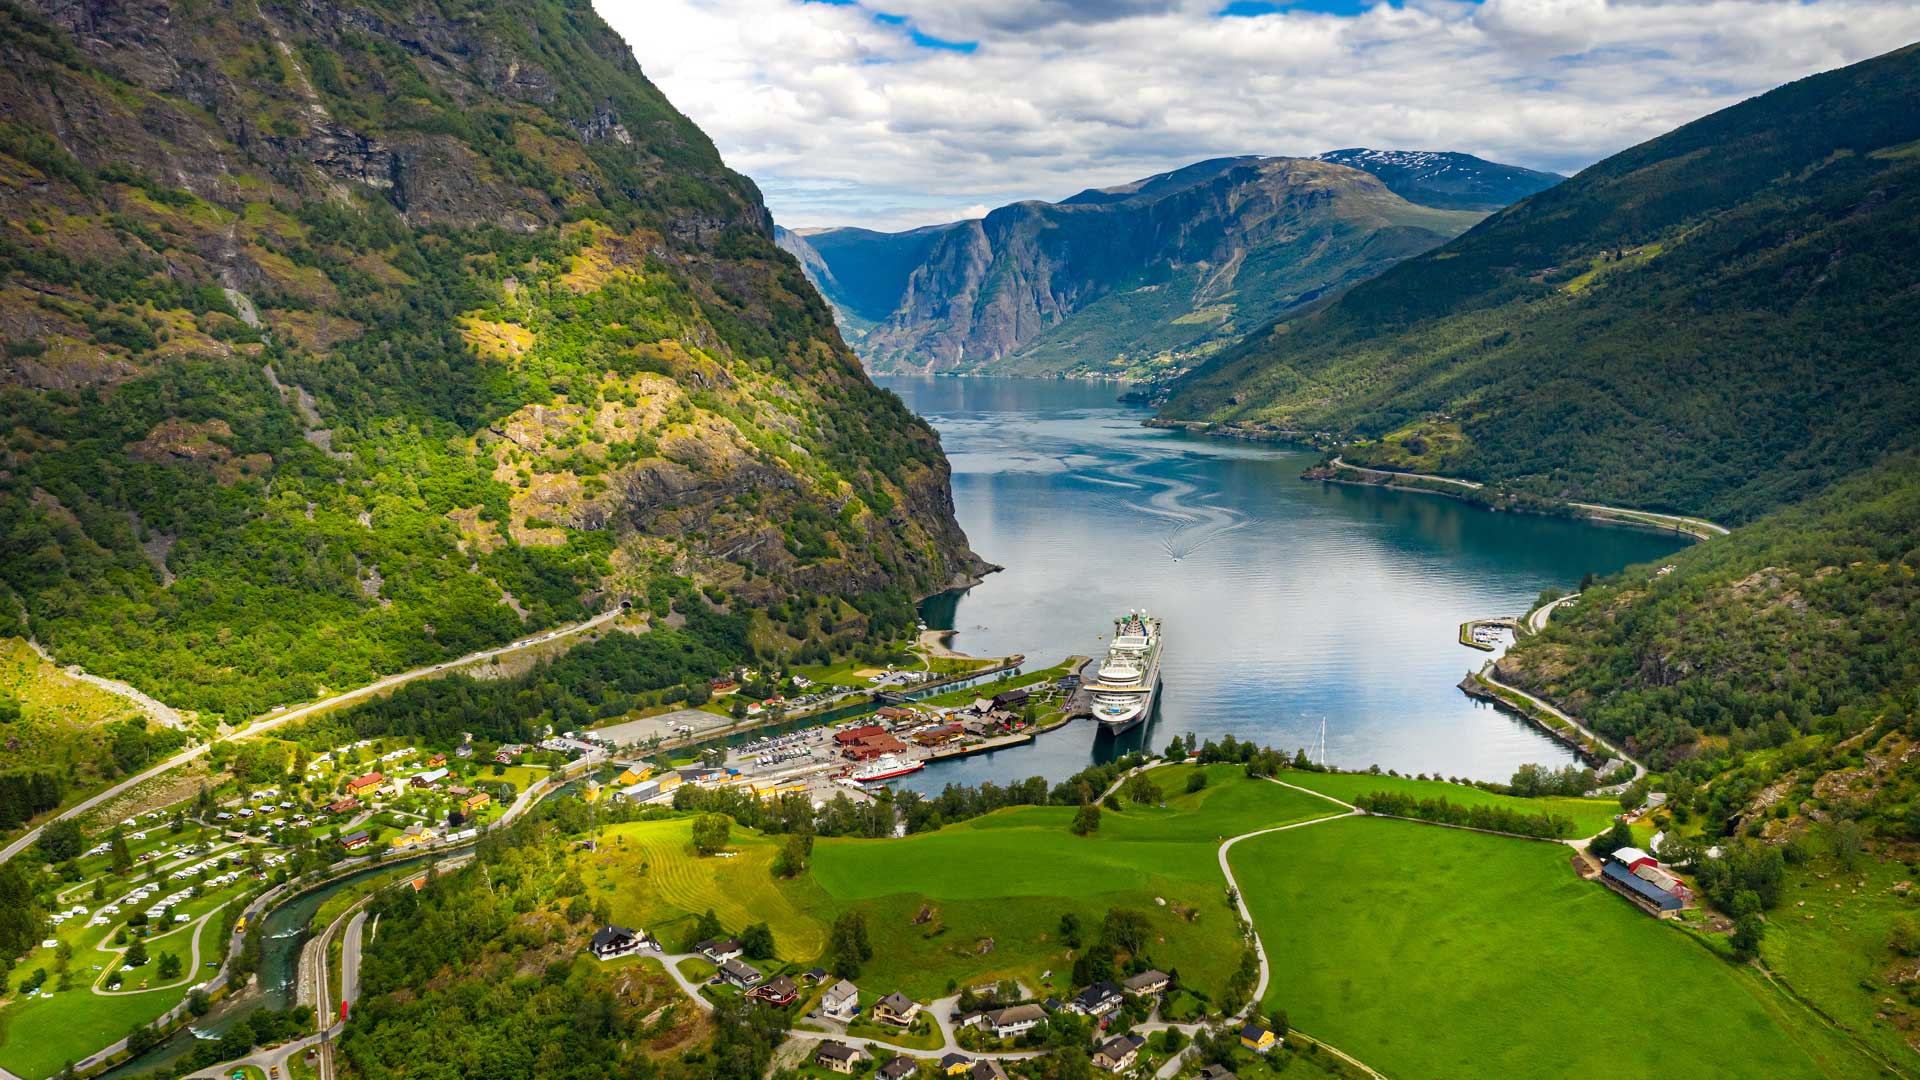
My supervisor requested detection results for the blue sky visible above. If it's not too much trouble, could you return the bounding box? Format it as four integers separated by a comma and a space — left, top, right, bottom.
598, 0, 1920, 230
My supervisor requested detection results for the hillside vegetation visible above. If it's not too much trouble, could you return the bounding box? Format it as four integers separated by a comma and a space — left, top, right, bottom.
1164, 43, 1920, 525
0, 0, 978, 721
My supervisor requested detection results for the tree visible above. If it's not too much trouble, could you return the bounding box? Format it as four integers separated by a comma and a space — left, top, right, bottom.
1127, 774, 1162, 805
110, 828, 132, 874
125, 938, 149, 968
827, 911, 873, 979
37, 818, 83, 862
687, 909, 725, 952
158, 952, 182, 979
1588, 820, 1633, 859
1058, 912, 1082, 949
1269, 1008, 1290, 1040
1185, 770, 1208, 794
1731, 913, 1765, 962
740, 922, 775, 959
692, 813, 732, 855
1828, 820, 1864, 871
1891, 915, 1920, 958
772, 832, 811, 878
1072, 803, 1101, 837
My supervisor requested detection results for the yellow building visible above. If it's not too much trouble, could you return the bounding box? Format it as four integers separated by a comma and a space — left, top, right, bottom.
1239, 1024, 1277, 1053
656, 771, 683, 793
614, 766, 652, 787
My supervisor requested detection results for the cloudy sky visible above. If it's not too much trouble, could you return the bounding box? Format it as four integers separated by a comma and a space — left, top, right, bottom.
596, 0, 1920, 230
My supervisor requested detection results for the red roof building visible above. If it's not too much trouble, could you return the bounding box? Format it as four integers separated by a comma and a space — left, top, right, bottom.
346, 771, 384, 795
834, 725, 886, 746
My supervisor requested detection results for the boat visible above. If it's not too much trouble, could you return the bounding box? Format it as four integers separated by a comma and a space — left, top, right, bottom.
851, 754, 925, 783
1086, 610, 1162, 735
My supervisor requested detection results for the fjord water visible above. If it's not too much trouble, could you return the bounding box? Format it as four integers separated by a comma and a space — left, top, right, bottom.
880, 375, 1687, 788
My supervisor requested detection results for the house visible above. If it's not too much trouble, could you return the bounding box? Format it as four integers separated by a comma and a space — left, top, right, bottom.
912, 723, 967, 747
835, 724, 887, 746
876, 706, 917, 723
970, 1062, 1009, 1080
614, 766, 650, 787
346, 772, 384, 796
719, 958, 763, 989
813, 1042, 863, 1074
464, 791, 491, 812
326, 797, 359, 815
939, 1053, 973, 1076
453, 744, 474, 759
426, 752, 447, 767
1610, 846, 1658, 872
588, 925, 645, 960
1092, 1034, 1145, 1071
411, 768, 449, 788
986, 1003, 1045, 1039
341, 830, 370, 850
656, 771, 684, 793
698, 937, 743, 963
1070, 981, 1123, 1017
390, 825, 433, 849
991, 687, 1030, 709
873, 991, 920, 1026
1240, 1023, 1277, 1053
878, 1057, 919, 1080
821, 979, 859, 1020
804, 967, 829, 984
1121, 969, 1169, 996
1197, 1067, 1239, 1080
954, 1011, 988, 1032
844, 734, 908, 760
1603, 859, 1683, 912
748, 975, 800, 1006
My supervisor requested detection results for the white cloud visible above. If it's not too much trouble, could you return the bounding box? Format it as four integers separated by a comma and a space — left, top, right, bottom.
593, 0, 1920, 229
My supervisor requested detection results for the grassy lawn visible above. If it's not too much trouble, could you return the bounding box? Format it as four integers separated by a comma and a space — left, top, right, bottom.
1275, 769, 1620, 837
1763, 848, 1920, 1068
590, 766, 1340, 1005
592, 818, 829, 959
1233, 815, 1878, 1080
0, 976, 180, 1079
913, 659, 1073, 708
845, 1015, 944, 1051
486, 764, 549, 792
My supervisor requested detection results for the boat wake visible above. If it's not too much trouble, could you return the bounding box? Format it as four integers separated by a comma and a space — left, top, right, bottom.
1100, 458, 1257, 561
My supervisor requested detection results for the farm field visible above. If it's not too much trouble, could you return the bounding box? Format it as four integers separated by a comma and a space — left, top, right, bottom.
1276, 769, 1621, 837
591, 766, 1340, 1002
1233, 815, 1876, 1080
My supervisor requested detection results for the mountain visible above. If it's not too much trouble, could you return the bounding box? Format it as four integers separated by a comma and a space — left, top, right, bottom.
799, 156, 1495, 379
0, 0, 980, 721
1313, 149, 1563, 212
1162, 43, 1920, 525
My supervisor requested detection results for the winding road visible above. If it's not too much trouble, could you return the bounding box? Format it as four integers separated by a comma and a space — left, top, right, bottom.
1, 607, 627, 866
1324, 457, 1727, 540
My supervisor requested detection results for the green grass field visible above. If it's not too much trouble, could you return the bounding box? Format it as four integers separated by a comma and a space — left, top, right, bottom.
1762, 848, 1920, 1069
913, 660, 1074, 708
1233, 816, 1880, 1080
592, 818, 829, 960
1276, 769, 1620, 837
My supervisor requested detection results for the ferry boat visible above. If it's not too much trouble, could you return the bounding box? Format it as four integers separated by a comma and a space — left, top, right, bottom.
1087, 610, 1162, 735
852, 753, 925, 783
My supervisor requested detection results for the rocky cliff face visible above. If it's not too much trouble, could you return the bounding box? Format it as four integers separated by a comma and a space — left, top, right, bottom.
0, 0, 981, 717
805, 157, 1487, 379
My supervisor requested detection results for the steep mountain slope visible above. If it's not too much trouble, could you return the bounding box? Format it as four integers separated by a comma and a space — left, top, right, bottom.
0, 0, 979, 721
777, 222, 960, 333
1314, 149, 1562, 212
1164, 44, 1920, 524
820, 157, 1484, 378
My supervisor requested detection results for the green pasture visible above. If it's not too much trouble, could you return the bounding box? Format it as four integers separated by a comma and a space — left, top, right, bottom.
1275, 769, 1620, 837
1233, 815, 1878, 1080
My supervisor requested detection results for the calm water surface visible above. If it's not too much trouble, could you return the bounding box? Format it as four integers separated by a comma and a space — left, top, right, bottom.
880, 376, 1686, 790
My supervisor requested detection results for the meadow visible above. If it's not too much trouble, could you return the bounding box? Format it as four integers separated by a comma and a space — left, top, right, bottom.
1275, 769, 1621, 837
1233, 815, 1879, 1080
592, 765, 1340, 1001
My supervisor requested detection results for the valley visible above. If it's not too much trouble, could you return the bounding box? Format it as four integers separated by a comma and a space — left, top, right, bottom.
0, 4, 1916, 1080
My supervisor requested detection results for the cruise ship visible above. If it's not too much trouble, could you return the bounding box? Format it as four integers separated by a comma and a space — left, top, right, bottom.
1087, 611, 1162, 735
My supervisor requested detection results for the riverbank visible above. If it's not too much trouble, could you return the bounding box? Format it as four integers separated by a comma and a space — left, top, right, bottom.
1303, 456, 1727, 541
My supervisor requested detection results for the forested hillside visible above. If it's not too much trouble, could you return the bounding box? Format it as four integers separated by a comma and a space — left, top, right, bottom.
1163, 43, 1920, 524
0, 0, 979, 722
1499, 452, 1920, 771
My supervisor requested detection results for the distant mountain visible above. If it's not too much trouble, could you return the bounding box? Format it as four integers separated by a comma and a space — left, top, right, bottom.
1162, 43, 1920, 524
794, 155, 1517, 378
1314, 149, 1562, 212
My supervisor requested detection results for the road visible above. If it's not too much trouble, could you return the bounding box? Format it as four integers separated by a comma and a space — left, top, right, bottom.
1, 606, 626, 866
1326, 458, 1728, 540
1526, 591, 1581, 633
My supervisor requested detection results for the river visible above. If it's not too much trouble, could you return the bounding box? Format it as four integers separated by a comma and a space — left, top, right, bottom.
878, 375, 1687, 790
